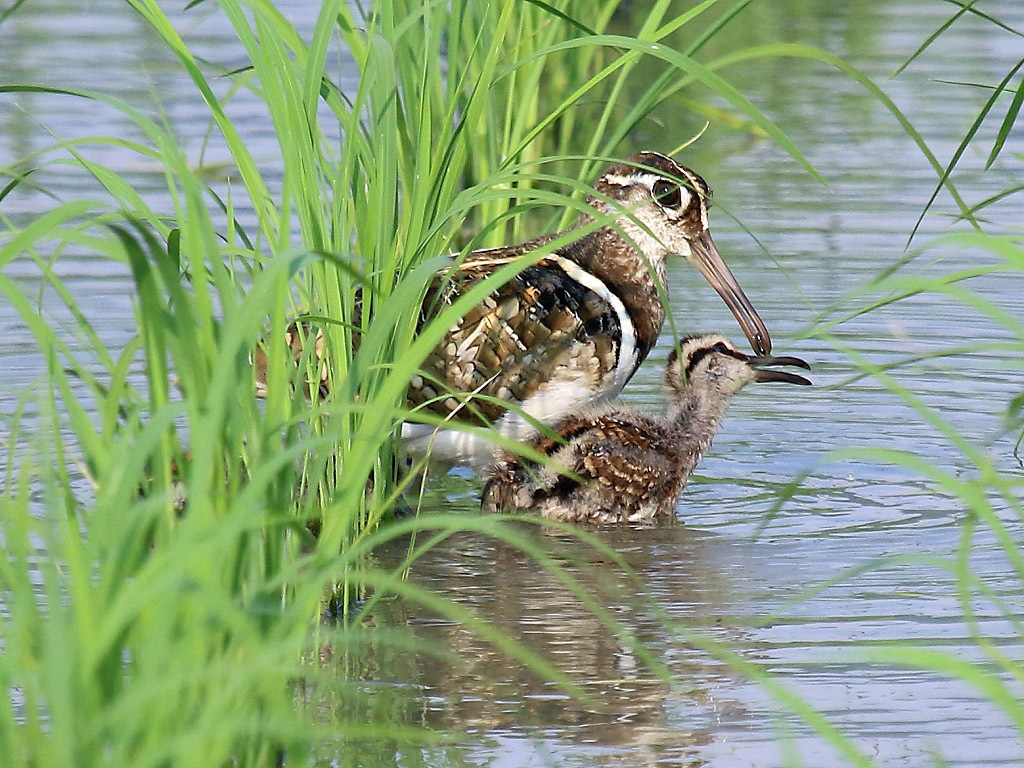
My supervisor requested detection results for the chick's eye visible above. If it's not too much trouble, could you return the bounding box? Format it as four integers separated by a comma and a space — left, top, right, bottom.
652, 179, 682, 208
712, 342, 730, 354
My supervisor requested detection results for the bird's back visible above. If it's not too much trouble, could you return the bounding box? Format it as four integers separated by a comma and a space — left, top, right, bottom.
483, 407, 687, 523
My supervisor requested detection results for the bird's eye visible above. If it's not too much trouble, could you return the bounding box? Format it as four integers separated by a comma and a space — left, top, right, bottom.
652, 179, 682, 209
712, 342, 730, 354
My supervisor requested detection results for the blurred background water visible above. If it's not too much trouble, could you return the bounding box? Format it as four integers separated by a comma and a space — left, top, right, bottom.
2, 1, 1023, 765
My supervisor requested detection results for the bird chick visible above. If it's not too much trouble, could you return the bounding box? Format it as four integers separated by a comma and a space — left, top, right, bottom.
481, 334, 811, 524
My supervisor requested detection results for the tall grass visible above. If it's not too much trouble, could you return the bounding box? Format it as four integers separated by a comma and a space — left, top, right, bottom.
0, 0, 838, 764
7, 0, 1017, 764
2, 0, 1020, 765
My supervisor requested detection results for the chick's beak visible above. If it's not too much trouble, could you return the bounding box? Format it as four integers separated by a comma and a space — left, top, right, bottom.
748, 354, 812, 386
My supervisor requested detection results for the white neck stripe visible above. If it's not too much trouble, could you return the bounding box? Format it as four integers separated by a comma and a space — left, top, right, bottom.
545, 254, 638, 392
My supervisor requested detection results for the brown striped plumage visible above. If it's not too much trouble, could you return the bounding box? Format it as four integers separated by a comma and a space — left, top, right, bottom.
407, 255, 624, 425
255, 152, 774, 467
481, 335, 811, 524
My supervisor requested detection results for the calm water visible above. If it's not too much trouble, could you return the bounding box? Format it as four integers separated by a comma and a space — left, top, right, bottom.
3, 1, 1024, 766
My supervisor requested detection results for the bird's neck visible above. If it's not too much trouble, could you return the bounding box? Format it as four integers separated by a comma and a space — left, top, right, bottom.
667, 389, 733, 462
559, 219, 668, 364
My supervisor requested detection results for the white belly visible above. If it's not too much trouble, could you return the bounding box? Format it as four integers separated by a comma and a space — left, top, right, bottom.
401, 379, 618, 470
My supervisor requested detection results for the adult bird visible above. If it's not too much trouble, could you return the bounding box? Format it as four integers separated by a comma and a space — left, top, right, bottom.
256, 152, 773, 468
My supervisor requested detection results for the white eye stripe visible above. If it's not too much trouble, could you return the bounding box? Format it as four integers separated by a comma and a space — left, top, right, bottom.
601, 170, 710, 221
678, 172, 710, 228
601, 172, 658, 188
604, 172, 689, 199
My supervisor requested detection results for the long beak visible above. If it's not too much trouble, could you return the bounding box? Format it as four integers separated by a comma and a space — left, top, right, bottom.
749, 354, 812, 386
687, 230, 772, 356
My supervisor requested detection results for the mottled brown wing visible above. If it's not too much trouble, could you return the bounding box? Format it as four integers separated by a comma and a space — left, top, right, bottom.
577, 443, 678, 501
408, 256, 624, 425
568, 416, 679, 500
577, 444, 679, 505
502, 414, 672, 500
254, 255, 625, 423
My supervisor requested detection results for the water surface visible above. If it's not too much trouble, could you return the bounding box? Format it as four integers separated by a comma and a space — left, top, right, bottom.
2, 1, 1023, 766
